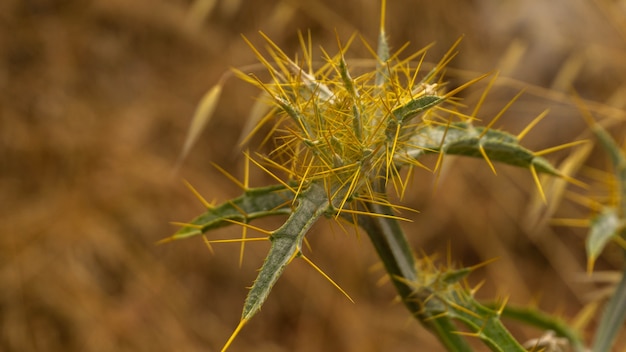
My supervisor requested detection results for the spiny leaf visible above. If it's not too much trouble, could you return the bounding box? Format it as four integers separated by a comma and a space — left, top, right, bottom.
440, 259, 497, 285
159, 184, 294, 243
440, 267, 472, 285
401, 122, 562, 176
391, 95, 443, 123
231, 181, 337, 344
586, 207, 622, 273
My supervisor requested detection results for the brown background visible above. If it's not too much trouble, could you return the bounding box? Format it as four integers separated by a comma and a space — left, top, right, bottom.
2, 0, 626, 351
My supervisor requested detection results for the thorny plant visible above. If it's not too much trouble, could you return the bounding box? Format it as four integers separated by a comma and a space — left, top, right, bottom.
163, 1, 626, 351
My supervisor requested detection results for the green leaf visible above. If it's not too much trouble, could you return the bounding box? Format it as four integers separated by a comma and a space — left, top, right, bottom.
400, 122, 561, 175
587, 207, 622, 272
163, 184, 294, 242
392, 95, 443, 123
241, 181, 331, 321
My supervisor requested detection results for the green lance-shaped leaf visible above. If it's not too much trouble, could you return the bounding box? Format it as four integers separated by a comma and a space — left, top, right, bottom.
392, 95, 443, 124
386, 95, 445, 142
399, 122, 562, 175
241, 180, 333, 322
162, 184, 294, 242
586, 207, 622, 272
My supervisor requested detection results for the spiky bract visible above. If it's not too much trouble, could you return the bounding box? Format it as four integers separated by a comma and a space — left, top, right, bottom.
235, 33, 461, 211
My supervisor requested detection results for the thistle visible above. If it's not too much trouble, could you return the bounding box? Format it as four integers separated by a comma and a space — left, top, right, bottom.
163, 1, 599, 351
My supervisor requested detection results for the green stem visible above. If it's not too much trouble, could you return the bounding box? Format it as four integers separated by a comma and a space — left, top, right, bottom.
493, 303, 586, 352
354, 179, 473, 352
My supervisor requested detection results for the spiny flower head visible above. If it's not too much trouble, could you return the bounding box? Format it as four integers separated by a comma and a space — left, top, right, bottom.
235, 32, 471, 209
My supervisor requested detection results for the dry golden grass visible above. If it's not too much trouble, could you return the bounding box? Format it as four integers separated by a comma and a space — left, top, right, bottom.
1, 0, 626, 351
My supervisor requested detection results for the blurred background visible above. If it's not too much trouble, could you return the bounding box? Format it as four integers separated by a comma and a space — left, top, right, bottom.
1, 0, 626, 351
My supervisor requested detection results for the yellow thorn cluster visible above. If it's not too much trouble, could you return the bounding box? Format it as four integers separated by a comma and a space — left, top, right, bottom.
235, 33, 453, 210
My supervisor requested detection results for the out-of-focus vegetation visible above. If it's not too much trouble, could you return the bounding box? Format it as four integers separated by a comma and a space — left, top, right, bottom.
1, 0, 625, 351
